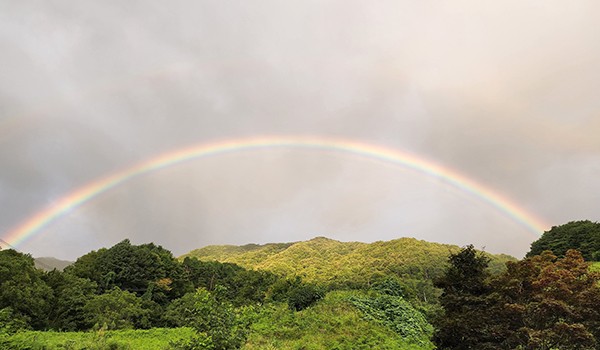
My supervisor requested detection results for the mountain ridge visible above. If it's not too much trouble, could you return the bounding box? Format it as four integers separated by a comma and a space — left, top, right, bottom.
182, 236, 515, 286
34, 256, 72, 271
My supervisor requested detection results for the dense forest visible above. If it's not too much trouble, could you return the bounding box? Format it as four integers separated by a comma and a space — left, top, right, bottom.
1, 220, 600, 349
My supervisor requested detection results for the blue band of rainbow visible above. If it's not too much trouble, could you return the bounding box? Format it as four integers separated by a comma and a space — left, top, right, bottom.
2, 136, 549, 247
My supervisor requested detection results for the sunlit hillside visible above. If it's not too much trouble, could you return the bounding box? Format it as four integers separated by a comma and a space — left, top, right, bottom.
182, 237, 515, 287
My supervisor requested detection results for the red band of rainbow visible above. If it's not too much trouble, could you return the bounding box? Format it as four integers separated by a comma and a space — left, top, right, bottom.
2, 136, 550, 247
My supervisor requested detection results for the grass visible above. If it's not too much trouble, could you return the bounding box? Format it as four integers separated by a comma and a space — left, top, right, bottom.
242, 290, 434, 350
1, 292, 437, 349
1, 327, 197, 350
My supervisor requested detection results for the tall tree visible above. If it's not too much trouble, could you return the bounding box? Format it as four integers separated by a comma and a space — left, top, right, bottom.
433, 245, 498, 349
0, 249, 51, 330
435, 246, 600, 349
66, 239, 185, 304
43, 270, 97, 331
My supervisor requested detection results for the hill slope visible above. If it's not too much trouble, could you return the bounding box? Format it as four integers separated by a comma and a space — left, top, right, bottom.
34, 257, 72, 271
182, 237, 515, 287
243, 290, 434, 349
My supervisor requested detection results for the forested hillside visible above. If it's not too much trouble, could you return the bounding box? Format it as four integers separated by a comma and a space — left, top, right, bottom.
183, 237, 514, 287
434, 245, 600, 349
3, 222, 600, 349
1, 238, 441, 349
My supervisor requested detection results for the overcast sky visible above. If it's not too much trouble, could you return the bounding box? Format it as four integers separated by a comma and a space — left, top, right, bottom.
1, 1, 599, 260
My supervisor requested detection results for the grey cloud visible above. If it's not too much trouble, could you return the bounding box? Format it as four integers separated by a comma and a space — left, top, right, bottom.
1, 1, 599, 259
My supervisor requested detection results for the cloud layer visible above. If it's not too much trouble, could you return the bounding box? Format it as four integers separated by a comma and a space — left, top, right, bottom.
1, 1, 599, 259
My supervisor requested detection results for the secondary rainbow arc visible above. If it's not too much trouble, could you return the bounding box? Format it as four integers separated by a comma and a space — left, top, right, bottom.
2, 136, 549, 247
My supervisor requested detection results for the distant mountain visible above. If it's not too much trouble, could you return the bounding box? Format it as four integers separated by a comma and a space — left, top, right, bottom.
34, 257, 72, 271
182, 236, 515, 286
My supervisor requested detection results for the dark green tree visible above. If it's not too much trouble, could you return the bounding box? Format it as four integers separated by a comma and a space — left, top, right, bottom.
66, 239, 186, 304
0, 249, 52, 330
43, 270, 97, 331
229, 268, 279, 306
528, 220, 600, 260
63, 249, 104, 284
181, 257, 279, 305
182, 258, 240, 290
435, 246, 600, 349
286, 282, 324, 311
433, 245, 496, 349
264, 275, 324, 311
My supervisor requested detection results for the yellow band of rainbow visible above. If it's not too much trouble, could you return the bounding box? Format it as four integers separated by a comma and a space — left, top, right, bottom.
2, 136, 549, 247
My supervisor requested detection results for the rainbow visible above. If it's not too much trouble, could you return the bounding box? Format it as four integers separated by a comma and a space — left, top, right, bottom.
3, 136, 549, 247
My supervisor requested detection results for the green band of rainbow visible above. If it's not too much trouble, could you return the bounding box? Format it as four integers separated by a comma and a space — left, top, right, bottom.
3, 136, 549, 247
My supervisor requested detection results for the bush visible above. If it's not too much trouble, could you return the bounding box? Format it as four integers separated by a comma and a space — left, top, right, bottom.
350, 293, 433, 345
1, 328, 198, 349
83, 288, 150, 330
166, 288, 246, 350
287, 284, 324, 311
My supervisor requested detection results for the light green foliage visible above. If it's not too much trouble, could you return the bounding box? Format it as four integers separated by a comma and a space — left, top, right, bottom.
83, 288, 150, 330
169, 332, 214, 350
243, 291, 434, 349
181, 243, 295, 267
349, 292, 433, 345
2, 327, 198, 349
591, 262, 600, 272
183, 237, 514, 290
386, 277, 441, 318
166, 288, 246, 350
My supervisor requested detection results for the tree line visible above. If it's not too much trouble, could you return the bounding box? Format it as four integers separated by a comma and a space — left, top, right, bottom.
434, 220, 600, 349
2, 220, 600, 349
0, 239, 323, 349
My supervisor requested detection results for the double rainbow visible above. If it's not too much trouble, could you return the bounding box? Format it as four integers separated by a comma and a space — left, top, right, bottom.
3, 136, 549, 247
